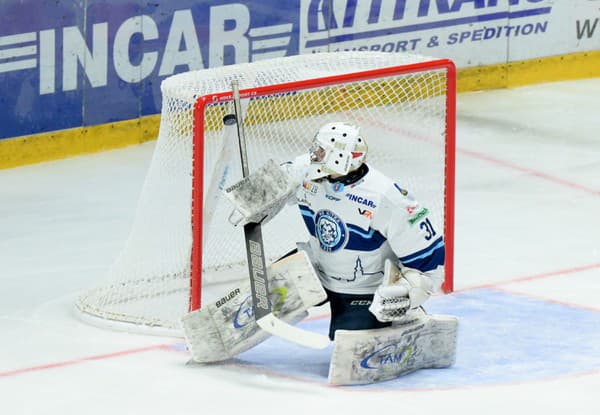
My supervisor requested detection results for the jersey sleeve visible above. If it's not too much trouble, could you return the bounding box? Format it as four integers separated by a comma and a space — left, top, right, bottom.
374, 183, 445, 286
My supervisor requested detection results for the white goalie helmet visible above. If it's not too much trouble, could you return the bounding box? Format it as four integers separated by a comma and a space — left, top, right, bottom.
307, 122, 368, 180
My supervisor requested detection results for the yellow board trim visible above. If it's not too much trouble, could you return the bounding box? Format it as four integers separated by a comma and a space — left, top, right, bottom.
0, 115, 160, 170
457, 50, 600, 92
1, 51, 599, 170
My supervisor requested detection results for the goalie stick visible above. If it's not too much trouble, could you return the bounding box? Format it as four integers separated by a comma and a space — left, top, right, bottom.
203, 106, 239, 247
229, 80, 329, 349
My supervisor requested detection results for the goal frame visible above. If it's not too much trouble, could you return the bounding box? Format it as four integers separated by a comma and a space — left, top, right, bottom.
190, 58, 457, 312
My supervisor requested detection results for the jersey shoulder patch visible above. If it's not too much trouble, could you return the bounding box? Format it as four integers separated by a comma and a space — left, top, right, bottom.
380, 179, 419, 211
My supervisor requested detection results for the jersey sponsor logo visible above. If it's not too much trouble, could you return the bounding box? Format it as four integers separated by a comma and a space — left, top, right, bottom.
302, 181, 318, 194
315, 209, 347, 252
325, 194, 341, 201
408, 207, 429, 226
358, 208, 373, 219
360, 342, 413, 370
331, 182, 344, 193
345, 193, 377, 208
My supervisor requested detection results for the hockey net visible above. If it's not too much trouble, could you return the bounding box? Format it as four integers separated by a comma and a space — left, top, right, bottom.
76, 51, 456, 336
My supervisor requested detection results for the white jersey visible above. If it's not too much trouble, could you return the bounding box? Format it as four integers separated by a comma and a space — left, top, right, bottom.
284, 155, 445, 295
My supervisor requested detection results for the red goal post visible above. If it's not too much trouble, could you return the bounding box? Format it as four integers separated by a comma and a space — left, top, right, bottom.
191, 58, 456, 312
76, 52, 455, 335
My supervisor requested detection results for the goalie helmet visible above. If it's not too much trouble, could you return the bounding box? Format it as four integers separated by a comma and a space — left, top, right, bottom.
307, 122, 368, 180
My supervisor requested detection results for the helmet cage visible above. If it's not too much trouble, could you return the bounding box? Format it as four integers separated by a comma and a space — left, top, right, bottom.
307, 122, 367, 179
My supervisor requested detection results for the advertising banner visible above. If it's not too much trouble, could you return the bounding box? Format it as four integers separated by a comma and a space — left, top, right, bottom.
301, 1, 599, 64
0, 0, 301, 139
0, 0, 598, 141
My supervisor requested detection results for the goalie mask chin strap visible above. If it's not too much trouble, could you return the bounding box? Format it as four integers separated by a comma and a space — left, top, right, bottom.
327, 163, 369, 186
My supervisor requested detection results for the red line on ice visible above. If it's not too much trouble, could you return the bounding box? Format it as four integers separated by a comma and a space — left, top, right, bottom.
0, 344, 172, 378
457, 147, 600, 197
3, 264, 598, 379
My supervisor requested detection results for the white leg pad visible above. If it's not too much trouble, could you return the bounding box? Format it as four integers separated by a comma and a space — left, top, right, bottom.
328, 313, 458, 385
182, 251, 327, 363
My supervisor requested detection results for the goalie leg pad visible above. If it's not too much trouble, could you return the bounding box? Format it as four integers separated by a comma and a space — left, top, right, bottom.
182, 251, 327, 363
328, 312, 458, 385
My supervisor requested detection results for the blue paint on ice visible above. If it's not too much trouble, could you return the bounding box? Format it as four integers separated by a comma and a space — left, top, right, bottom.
231, 289, 600, 388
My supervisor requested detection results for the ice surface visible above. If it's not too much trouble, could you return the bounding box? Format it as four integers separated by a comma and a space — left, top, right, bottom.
0, 78, 599, 415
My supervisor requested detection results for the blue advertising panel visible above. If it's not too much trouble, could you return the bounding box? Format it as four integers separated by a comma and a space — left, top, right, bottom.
0, 0, 301, 139
0, 1, 83, 137
0, 0, 593, 143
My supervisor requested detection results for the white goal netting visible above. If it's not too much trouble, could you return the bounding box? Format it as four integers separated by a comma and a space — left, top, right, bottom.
76, 51, 455, 335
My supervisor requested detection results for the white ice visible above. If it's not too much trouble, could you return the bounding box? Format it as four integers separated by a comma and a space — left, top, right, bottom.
0, 78, 599, 415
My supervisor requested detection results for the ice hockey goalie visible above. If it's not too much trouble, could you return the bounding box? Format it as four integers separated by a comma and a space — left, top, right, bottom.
182, 122, 458, 385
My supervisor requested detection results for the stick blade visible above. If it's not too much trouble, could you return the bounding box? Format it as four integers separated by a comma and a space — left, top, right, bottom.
257, 314, 330, 349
